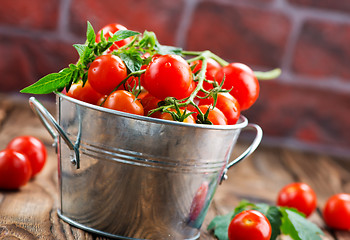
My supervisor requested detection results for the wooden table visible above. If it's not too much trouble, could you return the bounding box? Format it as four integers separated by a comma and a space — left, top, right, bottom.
0, 94, 349, 239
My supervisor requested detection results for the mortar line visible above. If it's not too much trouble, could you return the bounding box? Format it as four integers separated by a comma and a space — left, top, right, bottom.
175, 0, 200, 48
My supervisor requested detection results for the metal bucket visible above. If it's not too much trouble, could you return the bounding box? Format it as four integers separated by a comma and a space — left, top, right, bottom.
29, 92, 262, 240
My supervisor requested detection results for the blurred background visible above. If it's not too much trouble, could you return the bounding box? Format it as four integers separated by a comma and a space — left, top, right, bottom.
0, 0, 349, 158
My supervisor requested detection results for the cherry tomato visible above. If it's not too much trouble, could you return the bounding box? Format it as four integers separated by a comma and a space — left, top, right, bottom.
66, 81, 104, 105
215, 63, 259, 111
199, 92, 240, 125
158, 109, 196, 124
102, 90, 144, 116
191, 58, 221, 95
195, 105, 227, 125
228, 210, 272, 240
140, 93, 161, 117
96, 23, 132, 51
0, 149, 32, 189
88, 54, 127, 95
323, 193, 350, 230
142, 54, 194, 100
7, 136, 47, 178
277, 182, 317, 217
192, 58, 221, 80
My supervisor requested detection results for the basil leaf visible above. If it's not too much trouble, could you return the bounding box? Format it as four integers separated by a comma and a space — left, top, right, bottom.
73, 44, 87, 58
255, 203, 282, 240
110, 30, 140, 42
156, 45, 182, 55
119, 51, 143, 73
280, 208, 323, 240
21, 68, 74, 94
207, 211, 234, 240
86, 21, 96, 44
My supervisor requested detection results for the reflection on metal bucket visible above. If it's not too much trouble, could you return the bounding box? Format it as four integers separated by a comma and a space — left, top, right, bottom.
29, 92, 262, 240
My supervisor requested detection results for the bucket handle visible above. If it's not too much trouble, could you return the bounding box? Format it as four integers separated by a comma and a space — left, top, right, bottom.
220, 123, 263, 183
29, 97, 81, 169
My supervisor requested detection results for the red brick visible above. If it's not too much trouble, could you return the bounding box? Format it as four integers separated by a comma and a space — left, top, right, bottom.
244, 81, 350, 150
69, 0, 185, 46
0, 35, 77, 93
0, 0, 59, 30
292, 20, 350, 81
288, 0, 350, 14
186, 1, 291, 68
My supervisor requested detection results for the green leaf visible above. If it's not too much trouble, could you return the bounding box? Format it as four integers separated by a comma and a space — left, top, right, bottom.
110, 30, 140, 42
86, 21, 96, 44
207, 211, 235, 240
255, 203, 282, 240
119, 51, 143, 73
156, 44, 182, 55
20, 68, 74, 94
138, 30, 158, 49
280, 208, 323, 240
73, 44, 88, 58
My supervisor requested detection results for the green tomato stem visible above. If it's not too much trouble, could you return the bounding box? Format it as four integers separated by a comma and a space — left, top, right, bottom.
254, 68, 282, 80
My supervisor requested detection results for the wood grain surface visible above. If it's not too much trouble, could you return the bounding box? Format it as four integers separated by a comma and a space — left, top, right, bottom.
0, 94, 349, 240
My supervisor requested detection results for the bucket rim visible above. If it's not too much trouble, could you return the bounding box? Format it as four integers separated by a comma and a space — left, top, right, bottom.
56, 91, 248, 130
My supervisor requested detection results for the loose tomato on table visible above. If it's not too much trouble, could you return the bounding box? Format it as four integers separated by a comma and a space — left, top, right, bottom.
142, 54, 194, 100
199, 92, 240, 125
88, 54, 128, 95
228, 210, 272, 240
277, 182, 317, 217
66, 81, 104, 105
323, 193, 350, 230
215, 63, 259, 111
102, 90, 144, 116
0, 149, 32, 189
96, 23, 132, 50
7, 136, 47, 178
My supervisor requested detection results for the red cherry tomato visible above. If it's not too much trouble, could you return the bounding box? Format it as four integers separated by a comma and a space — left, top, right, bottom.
199, 92, 240, 125
323, 193, 350, 230
140, 93, 161, 117
195, 105, 227, 125
102, 90, 144, 116
228, 210, 272, 240
142, 54, 194, 100
66, 81, 104, 105
191, 58, 221, 97
7, 136, 47, 178
0, 149, 32, 189
158, 109, 196, 124
277, 182, 317, 217
88, 54, 128, 95
96, 23, 132, 50
191, 58, 221, 80
215, 63, 259, 110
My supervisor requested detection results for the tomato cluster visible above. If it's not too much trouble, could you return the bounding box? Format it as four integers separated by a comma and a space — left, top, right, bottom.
276, 182, 350, 231
227, 182, 350, 239
65, 23, 261, 126
0, 136, 47, 189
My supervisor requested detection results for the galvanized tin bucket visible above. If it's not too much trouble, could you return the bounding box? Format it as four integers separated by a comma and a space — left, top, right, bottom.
29, 92, 262, 240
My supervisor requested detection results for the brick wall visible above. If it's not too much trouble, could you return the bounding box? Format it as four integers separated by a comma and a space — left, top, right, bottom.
0, 0, 349, 157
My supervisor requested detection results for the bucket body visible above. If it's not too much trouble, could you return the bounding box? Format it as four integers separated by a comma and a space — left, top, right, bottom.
30, 93, 262, 240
